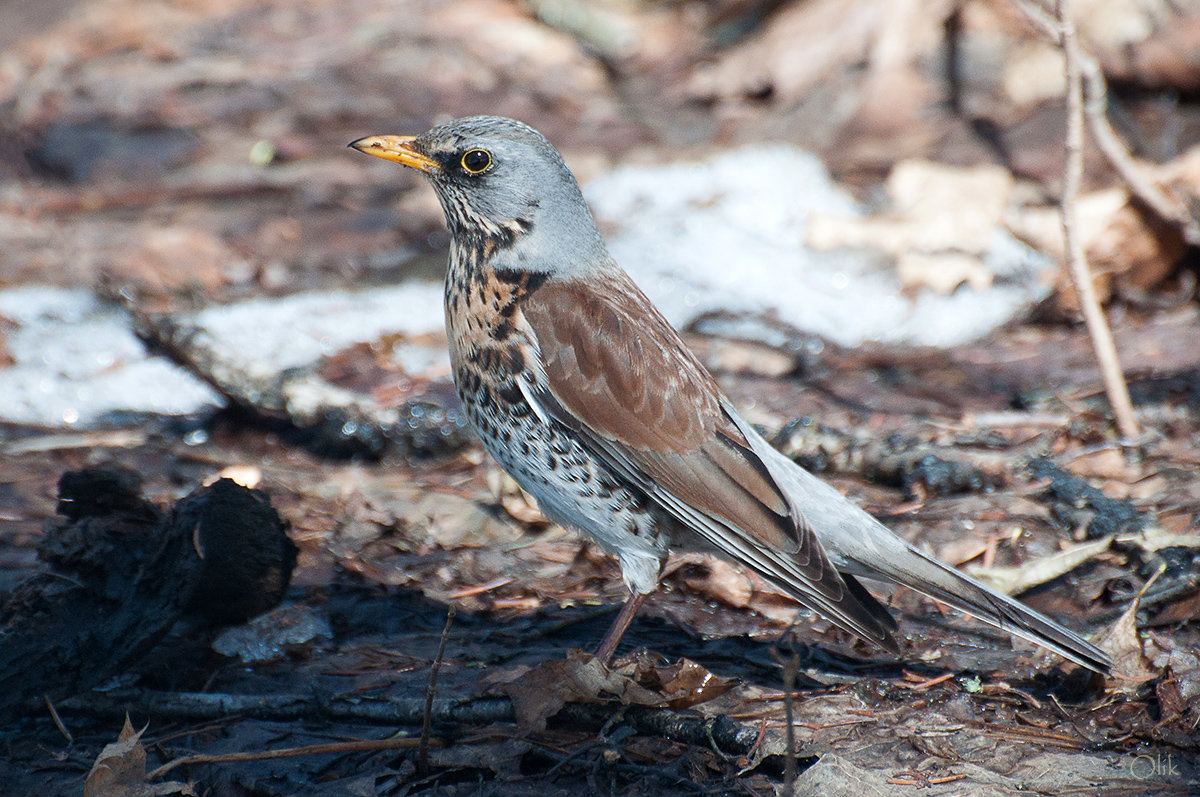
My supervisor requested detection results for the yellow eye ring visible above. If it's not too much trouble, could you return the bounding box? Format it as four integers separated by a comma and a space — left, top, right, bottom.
461, 149, 493, 174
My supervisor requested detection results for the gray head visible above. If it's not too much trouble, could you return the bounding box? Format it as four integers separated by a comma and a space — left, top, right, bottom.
350, 116, 609, 274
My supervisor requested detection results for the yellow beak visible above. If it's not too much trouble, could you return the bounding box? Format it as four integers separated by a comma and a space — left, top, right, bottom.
348, 135, 441, 173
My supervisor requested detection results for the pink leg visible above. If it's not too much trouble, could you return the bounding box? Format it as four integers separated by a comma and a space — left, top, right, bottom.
593, 591, 649, 666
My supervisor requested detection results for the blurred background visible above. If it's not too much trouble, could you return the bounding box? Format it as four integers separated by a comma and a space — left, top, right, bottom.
2, 1, 1200, 793
2, 0, 1197, 302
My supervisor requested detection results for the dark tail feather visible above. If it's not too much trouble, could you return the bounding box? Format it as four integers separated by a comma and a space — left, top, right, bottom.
843, 573, 899, 633
860, 547, 1112, 673
733, 413, 1112, 673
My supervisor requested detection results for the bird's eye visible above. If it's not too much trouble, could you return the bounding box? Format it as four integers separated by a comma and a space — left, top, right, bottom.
460, 149, 492, 174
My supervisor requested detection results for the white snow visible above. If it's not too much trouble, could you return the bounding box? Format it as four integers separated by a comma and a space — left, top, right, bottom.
584, 144, 1053, 347
193, 282, 445, 370
0, 286, 222, 427
0, 283, 449, 428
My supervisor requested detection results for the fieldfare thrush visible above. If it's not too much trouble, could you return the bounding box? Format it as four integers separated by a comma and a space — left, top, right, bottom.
350, 116, 1111, 673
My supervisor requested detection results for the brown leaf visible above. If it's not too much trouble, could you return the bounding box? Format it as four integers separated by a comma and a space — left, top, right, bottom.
675, 555, 754, 609
627, 652, 736, 710
500, 650, 663, 731
808, 160, 1014, 296
1150, 589, 1200, 626
967, 535, 1116, 596
1095, 568, 1162, 690
110, 226, 239, 294
499, 649, 737, 731
1156, 668, 1188, 720
85, 715, 195, 797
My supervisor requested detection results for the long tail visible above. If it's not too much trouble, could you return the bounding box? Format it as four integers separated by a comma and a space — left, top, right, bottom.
839, 538, 1112, 673
742, 422, 1113, 673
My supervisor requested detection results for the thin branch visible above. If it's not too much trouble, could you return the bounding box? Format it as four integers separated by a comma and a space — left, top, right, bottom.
1080, 57, 1200, 247
771, 647, 800, 789
44, 694, 73, 744
1056, 0, 1140, 439
148, 736, 436, 781
1012, 0, 1199, 245
418, 605, 455, 774
58, 688, 762, 756
58, 690, 517, 725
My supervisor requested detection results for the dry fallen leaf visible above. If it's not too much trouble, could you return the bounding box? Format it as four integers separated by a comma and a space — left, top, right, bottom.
674, 554, 754, 609
498, 649, 732, 730
809, 160, 1012, 256
1094, 564, 1164, 689
111, 226, 243, 293
1008, 188, 1128, 267
691, 338, 797, 379
1150, 590, 1200, 626
967, 535, 1116, 596
896, 252, 994, 295
500, 650, 662, 730
808, 160, 1015, 295
1003, 40, 1068, 106
625, 651, 736, 710
85, 715, 195, 797
1008, 185, 1186, 313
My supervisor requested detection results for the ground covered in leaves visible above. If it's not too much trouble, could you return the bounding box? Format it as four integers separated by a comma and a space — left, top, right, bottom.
3, 324, 1199, 795
2, 0, 1200, 795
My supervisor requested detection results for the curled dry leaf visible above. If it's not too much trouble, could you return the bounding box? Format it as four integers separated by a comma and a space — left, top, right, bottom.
624, 650, 736, 710
498, 649, 732, 730
687, 0, 946, 107
1008, 185, 1187, 313
85, 715, 195, 797
809, 160, 1012, 256
1094, 567, 1163, 689
967, 535, 1116, 596
500, 650, 661, 731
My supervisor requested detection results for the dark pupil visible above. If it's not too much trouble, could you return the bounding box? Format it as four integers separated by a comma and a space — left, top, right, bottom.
464, 150, 489, 171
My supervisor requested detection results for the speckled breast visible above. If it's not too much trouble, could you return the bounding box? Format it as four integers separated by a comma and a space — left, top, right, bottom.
441, 253, 669, 590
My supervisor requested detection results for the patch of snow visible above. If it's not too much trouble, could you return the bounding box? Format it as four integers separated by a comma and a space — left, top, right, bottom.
193, 282, 445, 370
0, 283, 450, 429
584, 144, 1053, 347
0, 286, 222, 427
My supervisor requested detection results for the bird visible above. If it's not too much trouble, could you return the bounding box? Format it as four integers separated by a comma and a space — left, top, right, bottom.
349, 116, 1112, 673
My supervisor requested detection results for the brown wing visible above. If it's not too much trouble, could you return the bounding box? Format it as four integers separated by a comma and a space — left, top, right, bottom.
520, 271, 896, 647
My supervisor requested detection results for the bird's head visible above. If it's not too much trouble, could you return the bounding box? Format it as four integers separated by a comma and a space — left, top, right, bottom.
350, 115, 607, 273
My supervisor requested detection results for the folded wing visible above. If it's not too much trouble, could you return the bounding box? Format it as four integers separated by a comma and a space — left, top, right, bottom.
520, 272, 898, 648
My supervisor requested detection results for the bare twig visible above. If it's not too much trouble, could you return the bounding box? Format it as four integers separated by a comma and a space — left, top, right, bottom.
771, 647, 801, 789
44, 694, 73, 744
1079, 58, 1199, 247
58, 688, 762, 755
1012, 0, 1199, 246
1014, 0, 1144, 438
60, 689, 516, 725
1055, 0, 1140, 440
148, 736, 437, 780
888, 772, 969, 786
419, 605, 456, 774
896, 671, 956, 691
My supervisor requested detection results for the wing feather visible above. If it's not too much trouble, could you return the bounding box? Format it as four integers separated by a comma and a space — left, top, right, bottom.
520, 272, 897, 647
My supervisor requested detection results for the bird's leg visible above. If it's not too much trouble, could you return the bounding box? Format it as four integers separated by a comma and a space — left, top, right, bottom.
593, 591, 649, 666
